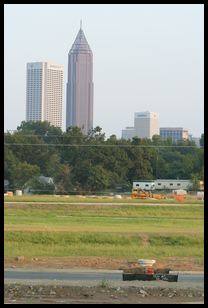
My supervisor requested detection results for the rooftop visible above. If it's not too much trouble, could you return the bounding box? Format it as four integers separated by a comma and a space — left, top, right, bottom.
70, 27, 92, 54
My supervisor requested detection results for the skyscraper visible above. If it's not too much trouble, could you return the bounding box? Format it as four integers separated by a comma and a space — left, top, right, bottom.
26, 62, 63, 128
66, 23, 93, 134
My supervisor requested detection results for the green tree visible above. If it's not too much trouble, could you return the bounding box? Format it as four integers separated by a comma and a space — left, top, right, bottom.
200, 133, 204, 146
17, 120, 63, 137
87, 126, 105, 142
4, 122, 204, 195
23, 176, 55, 194
4, 147, 19, 188
12, 162, 40, 189
152, 135, 162, 145
85, 165, 111, 192
54, 164, 73, 194
190, 173, 200, 191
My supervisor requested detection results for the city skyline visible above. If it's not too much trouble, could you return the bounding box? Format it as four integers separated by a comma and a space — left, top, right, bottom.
4, 4, 204, 137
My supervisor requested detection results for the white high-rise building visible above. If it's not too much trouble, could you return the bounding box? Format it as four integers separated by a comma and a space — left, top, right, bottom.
122, 111, 159, 140
134, 111, 159, 139
26, 62, 63, 128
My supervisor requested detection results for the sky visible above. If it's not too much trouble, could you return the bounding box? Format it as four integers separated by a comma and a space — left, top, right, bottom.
4, 4, 204, 138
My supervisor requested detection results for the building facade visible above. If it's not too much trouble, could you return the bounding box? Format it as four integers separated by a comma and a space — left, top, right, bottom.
121, 127, 135, 140
134, 111, 159, 139
122, 111, 159, 140
26, 62, 63, 128
66, 25, 93, 134
160, 127, 189, 142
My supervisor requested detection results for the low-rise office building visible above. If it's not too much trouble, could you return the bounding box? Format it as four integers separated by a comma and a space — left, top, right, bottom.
160, 127, 189, 142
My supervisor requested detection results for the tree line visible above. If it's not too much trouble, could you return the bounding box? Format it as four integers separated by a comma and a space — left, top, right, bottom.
4, 121, 204, 194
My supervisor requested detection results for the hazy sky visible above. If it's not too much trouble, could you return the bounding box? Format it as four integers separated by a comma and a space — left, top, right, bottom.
4, 4, 204, 138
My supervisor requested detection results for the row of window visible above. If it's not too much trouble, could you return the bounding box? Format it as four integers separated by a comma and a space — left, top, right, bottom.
137, 183, 182, 187
157, 183, 181, 186
161, 133, 182, 136
27, 112, 42, 114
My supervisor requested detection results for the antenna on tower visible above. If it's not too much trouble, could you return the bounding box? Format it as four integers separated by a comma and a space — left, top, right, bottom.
80, 19, 82, 30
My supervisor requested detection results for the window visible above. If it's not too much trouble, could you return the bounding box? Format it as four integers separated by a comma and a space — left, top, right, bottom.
170, 183, 173, 186
177, 183, 181, 186
145, 184, 149, 187
158, 183, 161, 186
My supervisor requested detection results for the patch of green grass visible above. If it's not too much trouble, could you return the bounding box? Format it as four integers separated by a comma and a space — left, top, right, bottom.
5, 232, 142, 246
4, 231, 204, 259
4, 211, 203, 234
4, 203, 203, 236
4, 194, 204, 204
4, 201, 204, 261
149, 235, 203, 246
4, 203, 204, 220
5, 242, 204, 259
99, 279, 109, 288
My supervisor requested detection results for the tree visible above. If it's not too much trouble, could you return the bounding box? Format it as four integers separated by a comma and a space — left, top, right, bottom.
87, 126, 105, 142
64, 126, 87, 145
126, 147, 154, 181
12, 162, 40, 189
23, 176, 55, 194
54, 164, 73, 194
85, 165, 111, 192
17, 120, 63, 136
107, 135, 117, 142
152, 135, 162, 145
4, 147, 18, 187
200, 133, 204, 147
4, 123, 204, 195
190, 173, 200, 191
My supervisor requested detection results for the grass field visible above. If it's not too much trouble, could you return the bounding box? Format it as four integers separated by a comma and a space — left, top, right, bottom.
4, 194, 203, 204
4, 196, 204, 266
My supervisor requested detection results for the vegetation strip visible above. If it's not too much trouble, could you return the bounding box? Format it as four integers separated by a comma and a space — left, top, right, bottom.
5, 201, 203, 262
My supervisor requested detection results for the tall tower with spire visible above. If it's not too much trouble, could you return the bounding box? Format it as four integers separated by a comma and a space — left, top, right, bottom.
66, 23, 93, 134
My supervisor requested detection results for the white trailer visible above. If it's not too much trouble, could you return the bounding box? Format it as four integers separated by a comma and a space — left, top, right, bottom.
154, 179, 192, 190
133, 181, 156, 191
133, 179, 192, 191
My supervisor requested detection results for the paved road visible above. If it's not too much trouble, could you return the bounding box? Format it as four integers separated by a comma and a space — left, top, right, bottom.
4, 270, 204, 284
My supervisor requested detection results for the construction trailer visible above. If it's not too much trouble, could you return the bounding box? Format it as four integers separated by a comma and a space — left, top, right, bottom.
133, 179, 193, 191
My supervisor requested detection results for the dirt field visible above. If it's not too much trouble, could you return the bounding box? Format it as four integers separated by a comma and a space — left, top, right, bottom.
4, 282, 204, 304
4, 255, 204, 271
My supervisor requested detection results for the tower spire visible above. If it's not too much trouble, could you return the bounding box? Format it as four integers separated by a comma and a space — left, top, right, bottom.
80, 19, 82, 30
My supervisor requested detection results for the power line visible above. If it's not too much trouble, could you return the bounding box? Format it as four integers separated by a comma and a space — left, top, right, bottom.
4, 133, 88, 137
